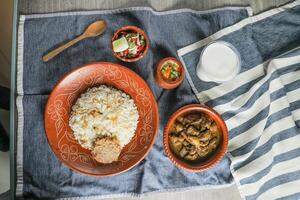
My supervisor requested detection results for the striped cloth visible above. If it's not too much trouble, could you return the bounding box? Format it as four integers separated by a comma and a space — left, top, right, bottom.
178, 1, 300, 200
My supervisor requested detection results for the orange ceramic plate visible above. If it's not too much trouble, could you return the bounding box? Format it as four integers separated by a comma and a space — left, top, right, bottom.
44, 62, 159, 176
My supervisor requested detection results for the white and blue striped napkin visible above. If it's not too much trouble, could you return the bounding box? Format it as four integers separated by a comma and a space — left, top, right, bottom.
178, 1, 300, 199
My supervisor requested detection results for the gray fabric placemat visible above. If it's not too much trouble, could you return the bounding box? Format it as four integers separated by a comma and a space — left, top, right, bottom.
16, 7, 251, 199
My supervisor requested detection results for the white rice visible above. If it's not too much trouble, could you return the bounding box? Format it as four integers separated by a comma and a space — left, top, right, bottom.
69, 85, 139, 149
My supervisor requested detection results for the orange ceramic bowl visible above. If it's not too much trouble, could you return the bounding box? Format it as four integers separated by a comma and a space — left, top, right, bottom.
163, 104, 228, 172
155, 57, 185, 89
44, 62, 159, 176
111, 26, 149, 62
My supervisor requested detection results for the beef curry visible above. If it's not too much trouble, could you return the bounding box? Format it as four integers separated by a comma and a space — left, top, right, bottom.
169, 113, 221, 162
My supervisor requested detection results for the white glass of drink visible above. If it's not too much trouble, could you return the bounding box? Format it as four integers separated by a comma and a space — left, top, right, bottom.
196, 41, 241, 83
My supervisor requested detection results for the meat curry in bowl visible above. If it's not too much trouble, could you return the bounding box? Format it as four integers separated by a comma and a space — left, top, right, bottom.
169, 113, 221, 162
163, 104, 228, 172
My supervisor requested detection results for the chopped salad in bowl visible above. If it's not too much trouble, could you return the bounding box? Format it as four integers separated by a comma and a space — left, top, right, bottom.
112, 26, 149, 62
155, 57, 185, 90
161, 61, 181, 81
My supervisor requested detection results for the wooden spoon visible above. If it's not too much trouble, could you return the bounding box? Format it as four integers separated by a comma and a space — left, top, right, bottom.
42, 20, 107, 62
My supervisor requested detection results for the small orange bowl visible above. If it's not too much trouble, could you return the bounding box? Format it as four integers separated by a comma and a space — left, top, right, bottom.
163, 104, 228, 172
155, 57, 185, 89
111, 26, 149, 62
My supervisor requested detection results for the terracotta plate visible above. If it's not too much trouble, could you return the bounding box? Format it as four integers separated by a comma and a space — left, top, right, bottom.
44, 62, 159, 176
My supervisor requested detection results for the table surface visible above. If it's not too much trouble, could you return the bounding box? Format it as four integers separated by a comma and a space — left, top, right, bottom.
13, 0, 293, 200
19, 0, 292, 14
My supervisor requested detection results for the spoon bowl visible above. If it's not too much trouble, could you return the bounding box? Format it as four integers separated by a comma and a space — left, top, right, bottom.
83, 21, 107, 37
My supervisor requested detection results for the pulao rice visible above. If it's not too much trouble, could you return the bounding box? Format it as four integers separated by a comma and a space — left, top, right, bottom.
69, 85, 139, 150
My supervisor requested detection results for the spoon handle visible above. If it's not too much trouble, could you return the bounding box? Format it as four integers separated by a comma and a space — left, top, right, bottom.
42, 34, 86, 62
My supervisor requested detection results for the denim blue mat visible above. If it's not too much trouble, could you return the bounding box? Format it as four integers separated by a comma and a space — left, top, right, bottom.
16, 7, 251, 199
178, 1, 300, 199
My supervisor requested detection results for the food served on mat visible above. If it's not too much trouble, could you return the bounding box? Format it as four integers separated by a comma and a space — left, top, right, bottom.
69, 85, 139, 163
155, 57, 185, 90
161, 60, 181, 81
112, 29, 146, 59
169, 113, 221, 161
196, 41, 241, 83
91, 137, 122, 163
